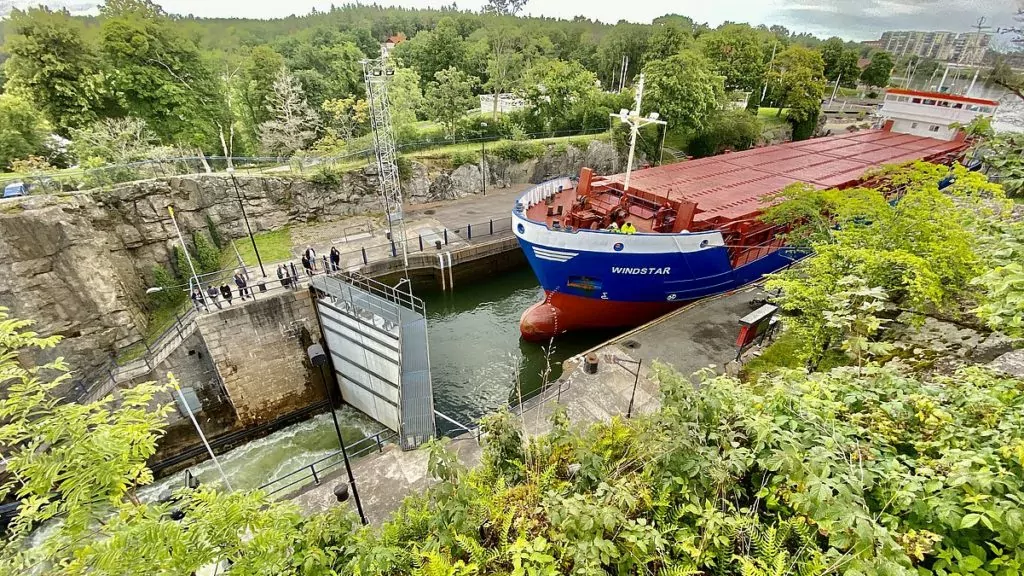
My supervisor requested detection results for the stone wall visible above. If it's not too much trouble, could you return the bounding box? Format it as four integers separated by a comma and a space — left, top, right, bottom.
196, 288, 326, 424
127, 330, 239, 456
0, 139, 621, 383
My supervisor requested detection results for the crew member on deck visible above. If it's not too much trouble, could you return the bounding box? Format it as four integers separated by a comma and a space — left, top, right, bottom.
621, 221, 637, 234
607, 220, 620, 232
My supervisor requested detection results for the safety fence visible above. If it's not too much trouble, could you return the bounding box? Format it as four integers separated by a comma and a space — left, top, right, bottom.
1, 127, 609, 195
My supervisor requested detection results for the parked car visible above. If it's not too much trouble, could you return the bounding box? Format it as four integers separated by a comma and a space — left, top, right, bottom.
3, 181, 28, 198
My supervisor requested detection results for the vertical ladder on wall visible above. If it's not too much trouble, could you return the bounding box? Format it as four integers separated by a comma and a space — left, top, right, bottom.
362, 57, 410, 270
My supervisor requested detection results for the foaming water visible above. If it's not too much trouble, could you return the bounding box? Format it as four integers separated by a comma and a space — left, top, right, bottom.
141, 267, 609, 499
139, 407, 381, 501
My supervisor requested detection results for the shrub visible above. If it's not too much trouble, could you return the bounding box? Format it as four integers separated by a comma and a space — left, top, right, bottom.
148, 265, 185, 309
688, 110, 763, 158
192, 230, 221, 275
790, 109, 819, 141
490, 140, 543, 163
205, 214, 224, 249
446, 150, 478, 169
308, 165, 343, 187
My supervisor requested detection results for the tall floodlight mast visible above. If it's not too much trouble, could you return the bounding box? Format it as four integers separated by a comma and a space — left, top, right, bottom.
362, 57, 409, 271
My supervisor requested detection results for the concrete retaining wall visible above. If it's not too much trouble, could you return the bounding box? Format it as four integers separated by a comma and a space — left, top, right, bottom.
196, 289, 326, 425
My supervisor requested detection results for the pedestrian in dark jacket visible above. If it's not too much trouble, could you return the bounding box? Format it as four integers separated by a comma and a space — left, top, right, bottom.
191, 288, 205, 311
220, 284, 233, 305
305, 246, 317, 270
301, 254, 313, 277
277, 264, 289, 289
206, 285, 222, 309
330, 247, 340, 272
234, 271, 251, 300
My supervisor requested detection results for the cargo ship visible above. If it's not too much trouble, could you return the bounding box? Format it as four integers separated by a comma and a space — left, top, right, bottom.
513, 84, 1000, 341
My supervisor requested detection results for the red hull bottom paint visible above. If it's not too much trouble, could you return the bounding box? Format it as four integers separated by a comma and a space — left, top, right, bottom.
519, 291, 683, 342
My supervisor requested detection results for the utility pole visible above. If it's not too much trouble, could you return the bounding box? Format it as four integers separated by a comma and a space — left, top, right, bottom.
611, 73, 666, 192
168, 206, 205, 306
761, 41, 778, 105
227, 168, 265, 277
829, 73, 842, 105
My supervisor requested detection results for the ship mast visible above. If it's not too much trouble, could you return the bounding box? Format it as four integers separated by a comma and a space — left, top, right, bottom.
611, 73, 666, 192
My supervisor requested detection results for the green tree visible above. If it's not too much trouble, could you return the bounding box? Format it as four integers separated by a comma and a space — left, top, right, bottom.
192, 230, 221, 274
821, 37, 860, 86
393, 17, 471, 90
595, 23, 651, 89
425, 66, 477, 138
859, 50, 894, 89
520, 58, 599, 132
643, 21, 690, 64
388, 67, 426, 129
698, 23, 767, 91
70, 116, 161, 165
0, 94, 50, 170
642, 51, 724, 133
2, 7, 107, 134
277, 32, 365, 110
990, 56, 1024, 102
99, 0, 222, 145
237, 45, 285, 146
260, 70, 320, 156
482, 25, 526, 119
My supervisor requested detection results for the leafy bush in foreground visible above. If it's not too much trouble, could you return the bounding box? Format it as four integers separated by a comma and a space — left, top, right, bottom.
2, 303, 1023, 575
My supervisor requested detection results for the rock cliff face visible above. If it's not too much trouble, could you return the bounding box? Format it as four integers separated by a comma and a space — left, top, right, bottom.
0, 140, 621, 379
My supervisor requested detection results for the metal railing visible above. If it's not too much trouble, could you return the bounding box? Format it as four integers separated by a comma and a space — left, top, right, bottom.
257, 429, 396, 498
64, 214, 519, 404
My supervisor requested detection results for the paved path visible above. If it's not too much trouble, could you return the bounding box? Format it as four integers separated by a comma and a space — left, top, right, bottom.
288, 283, 768, 523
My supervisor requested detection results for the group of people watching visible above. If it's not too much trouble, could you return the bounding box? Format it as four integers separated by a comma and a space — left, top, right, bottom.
191, 270, 253, 311
191, 245, 346, 311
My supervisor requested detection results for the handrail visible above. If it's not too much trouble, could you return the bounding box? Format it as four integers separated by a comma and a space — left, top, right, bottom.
257, 429, 396, 498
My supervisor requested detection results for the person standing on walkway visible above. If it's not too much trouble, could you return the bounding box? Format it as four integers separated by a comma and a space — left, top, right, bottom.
220, 283, 233, 305
330, 247, 340, 272
304, 246, 317, 271
234, 271, 251, 300
206, 285, 222, 310
277, 264, 289, 289
191, 288, 206, 312
301, 254, 313, 277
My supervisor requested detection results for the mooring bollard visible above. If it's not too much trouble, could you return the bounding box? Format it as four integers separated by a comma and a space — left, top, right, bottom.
584, 353, 599, 375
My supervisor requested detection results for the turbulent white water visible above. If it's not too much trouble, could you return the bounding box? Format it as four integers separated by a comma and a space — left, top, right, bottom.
139, 407, 382, 502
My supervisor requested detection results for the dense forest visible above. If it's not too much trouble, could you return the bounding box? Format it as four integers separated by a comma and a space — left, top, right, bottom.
0, 0, 886, 173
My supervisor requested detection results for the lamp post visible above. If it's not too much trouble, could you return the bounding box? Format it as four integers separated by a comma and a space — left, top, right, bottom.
307, 343, 367, 525
227, 168, 265, 277
480, 122, 487, 196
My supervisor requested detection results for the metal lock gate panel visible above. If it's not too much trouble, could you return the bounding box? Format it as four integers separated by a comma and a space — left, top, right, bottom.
311, 275, 435, 449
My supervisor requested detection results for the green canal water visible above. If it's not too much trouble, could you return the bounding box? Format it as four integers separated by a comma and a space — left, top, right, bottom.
142, 266, 613, 499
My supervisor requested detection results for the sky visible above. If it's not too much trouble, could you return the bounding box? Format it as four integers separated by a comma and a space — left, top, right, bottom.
3, 0, 1021, 42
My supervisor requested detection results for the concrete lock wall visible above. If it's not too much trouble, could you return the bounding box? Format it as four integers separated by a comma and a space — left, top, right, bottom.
129, 331, 240, 457
196, 289, 327, 425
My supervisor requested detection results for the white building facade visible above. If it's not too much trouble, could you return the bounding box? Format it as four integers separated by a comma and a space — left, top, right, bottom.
879, 88, 999, 140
